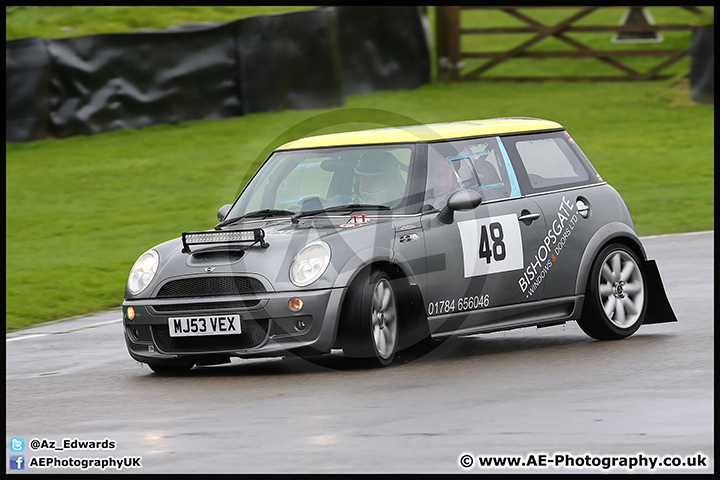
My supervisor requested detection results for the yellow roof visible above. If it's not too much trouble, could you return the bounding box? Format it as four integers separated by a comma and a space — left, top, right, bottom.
276, 117, 563, 150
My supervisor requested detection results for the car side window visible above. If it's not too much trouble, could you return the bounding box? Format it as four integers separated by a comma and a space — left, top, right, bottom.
505, 132, 594, 192
425, 137, 514, 209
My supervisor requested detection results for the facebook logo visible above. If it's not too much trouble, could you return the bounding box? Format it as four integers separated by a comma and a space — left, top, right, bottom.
10, 437, 24, 451
10, 455, 25, 470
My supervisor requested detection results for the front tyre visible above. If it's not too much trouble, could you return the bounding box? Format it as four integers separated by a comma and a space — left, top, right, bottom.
342, 270, 399, 367
578, 243, 647, 340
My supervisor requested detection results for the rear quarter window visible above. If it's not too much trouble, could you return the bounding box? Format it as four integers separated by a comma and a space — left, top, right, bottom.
503, 131, 599, 193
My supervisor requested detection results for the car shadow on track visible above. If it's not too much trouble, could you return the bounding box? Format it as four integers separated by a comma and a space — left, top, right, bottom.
137, 328, 676, 378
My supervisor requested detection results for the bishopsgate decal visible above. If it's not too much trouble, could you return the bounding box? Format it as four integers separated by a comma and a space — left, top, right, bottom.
518, 196, 579, 298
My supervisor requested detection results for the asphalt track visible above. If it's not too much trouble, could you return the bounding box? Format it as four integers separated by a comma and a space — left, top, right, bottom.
6, 231, 714, 474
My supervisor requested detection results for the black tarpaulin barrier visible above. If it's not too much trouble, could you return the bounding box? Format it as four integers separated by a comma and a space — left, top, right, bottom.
335, 6, 431, 95
6, 37, 51, 142
46, 22, 242, 138
237, 8, 343, 114
6, 6, 431, 142
689, 24, 714, 105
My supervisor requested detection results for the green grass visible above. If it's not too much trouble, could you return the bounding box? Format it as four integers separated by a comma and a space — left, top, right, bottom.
5, 6, 714, 330
6, 6, 312, 39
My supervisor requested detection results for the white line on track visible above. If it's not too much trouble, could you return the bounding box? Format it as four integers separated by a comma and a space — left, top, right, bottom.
6, 318, 122, 342
640, 230, 714, 240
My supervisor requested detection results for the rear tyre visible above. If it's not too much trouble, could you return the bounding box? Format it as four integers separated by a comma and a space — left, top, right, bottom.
342, 269, 399, 367
578, 243, 647, 340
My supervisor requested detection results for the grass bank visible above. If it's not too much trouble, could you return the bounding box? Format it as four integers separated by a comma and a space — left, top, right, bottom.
5, 6, 311, 39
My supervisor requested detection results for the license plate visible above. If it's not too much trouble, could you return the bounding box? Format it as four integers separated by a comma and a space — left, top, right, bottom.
168, 315, 241, 337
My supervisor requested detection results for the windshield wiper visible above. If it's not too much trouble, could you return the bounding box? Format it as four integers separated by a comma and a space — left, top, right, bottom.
291, 204, 391, 223
215, 209, 295, 229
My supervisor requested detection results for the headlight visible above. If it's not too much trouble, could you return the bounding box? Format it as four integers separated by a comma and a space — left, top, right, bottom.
290, 241, 331, 287
127, 249, 159, 295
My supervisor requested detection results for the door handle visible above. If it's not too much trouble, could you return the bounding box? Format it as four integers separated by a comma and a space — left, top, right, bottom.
518, 212, 541, 222
576, 199, 589, 218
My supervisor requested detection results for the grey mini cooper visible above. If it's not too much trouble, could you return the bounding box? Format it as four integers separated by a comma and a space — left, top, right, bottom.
122, 117, 677, 372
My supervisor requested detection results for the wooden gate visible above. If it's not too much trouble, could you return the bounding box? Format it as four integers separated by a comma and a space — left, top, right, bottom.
435, 6, 707, 82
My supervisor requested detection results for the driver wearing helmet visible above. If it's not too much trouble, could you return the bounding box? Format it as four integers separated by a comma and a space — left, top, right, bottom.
354, 151, 405, 206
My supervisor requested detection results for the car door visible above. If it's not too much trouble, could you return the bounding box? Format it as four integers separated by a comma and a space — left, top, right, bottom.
501, 130, 605, 300
420, 136, 548, 335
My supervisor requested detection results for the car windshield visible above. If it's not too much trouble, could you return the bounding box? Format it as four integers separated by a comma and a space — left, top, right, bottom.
226, 145, 415, 221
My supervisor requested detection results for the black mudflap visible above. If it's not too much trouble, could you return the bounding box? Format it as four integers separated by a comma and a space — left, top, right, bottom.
643, 259, 679, 325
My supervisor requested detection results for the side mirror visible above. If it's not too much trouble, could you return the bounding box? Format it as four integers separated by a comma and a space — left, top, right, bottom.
217, 204, 232, 222
437, 189, 482, 224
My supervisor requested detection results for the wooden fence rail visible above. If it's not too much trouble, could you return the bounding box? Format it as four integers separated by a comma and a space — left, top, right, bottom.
436, 6, 706, 82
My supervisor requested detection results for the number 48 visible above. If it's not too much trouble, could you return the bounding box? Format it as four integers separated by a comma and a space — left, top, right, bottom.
479, 222, 506, 264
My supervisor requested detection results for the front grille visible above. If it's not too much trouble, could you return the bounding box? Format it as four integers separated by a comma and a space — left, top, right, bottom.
152, 300, 260, 312
151, 319, 269, 353
156, 276, 266, 298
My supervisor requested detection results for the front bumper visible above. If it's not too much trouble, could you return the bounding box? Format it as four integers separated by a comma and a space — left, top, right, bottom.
123, 286, 347, 363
